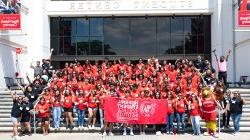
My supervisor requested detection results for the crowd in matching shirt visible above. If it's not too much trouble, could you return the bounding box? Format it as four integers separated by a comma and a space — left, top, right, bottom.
10, 56, 245, 139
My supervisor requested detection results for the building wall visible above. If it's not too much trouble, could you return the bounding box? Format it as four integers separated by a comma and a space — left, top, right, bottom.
234, 0, 250, 81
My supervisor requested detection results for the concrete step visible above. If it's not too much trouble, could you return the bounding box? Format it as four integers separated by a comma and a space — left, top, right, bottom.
0, 98, 14, 102
0, 118, 11, 122
0, 114, 11, 118
0, 96, 18, 99
0, 90, 22, 94
229, 88, 250, 92
1, 126, 250, 133
243, 108, 250, 112
0, 102, 13, 105
1, 121, 250, 128
0, 110, 11, 113
198, 122, 250, 127
244, 104, 250, 108
0, 106, 12, 109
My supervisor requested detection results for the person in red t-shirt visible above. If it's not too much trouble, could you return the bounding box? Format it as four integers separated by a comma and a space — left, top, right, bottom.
87, 90, 99, 129
188, 94, 202, 135
154, 92, 164, 136
42, 88, 52, 107
175, 94, 187, 133
122, 90, 135, 136
166, 92, 175, 134
62, 89, 74, 130
75, 90, 87, 130
36, 97, 50, 135
201, 87, 219, 137
51, 90, 62, 130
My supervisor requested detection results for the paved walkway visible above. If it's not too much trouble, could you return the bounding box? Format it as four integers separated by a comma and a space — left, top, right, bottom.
1, 132, 250, 140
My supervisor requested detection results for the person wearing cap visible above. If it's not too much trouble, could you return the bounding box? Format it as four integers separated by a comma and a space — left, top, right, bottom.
188, 94, 202, 136
10, 92, 23, 140
226, 91, 246, 135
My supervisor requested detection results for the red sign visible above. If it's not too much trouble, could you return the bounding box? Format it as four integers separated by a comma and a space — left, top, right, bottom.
16, 48, 22, 54
238, 0, 250, 27
104, 97, 168, 124
0, 14, 21, 30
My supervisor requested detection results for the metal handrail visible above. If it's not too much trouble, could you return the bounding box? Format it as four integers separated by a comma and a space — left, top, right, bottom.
33, 101, 39, 134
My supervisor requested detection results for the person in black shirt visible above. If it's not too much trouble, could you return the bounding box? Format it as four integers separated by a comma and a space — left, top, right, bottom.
32, 80, 43, 96
222, 90, 231, 129
20, 97, 33, 136
194, 55, 206, 72
10, 91, 23, 140
17, 83, 38, 104
226, 91, 246, 135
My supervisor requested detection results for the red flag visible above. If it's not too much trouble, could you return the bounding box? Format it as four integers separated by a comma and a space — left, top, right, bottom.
104, 97, 168, 124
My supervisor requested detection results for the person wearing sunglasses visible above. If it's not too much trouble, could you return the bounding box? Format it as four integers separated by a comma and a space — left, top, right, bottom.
10, 91, 23, 140
226, 91, 246, 135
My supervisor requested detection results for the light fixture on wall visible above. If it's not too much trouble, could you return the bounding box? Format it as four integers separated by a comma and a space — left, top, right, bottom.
199, 14, 204, 19
172, 14, 175, 19
112, 15, 115, 20
58, 16, 63, 21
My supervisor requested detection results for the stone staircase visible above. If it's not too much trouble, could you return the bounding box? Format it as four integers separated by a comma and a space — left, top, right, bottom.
0, 89, 250, 133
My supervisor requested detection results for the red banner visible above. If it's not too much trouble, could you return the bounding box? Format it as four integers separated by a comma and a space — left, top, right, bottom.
104, 97, 167, 124
0, 14, 20, 30
238, 0, 250, 27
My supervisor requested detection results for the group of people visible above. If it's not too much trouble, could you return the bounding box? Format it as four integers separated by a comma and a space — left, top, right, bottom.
10, 49, 246, 140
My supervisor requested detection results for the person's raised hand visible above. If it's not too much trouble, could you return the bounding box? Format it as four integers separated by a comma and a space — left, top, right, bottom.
228, 49, 232, 53
212, 49, 216, 53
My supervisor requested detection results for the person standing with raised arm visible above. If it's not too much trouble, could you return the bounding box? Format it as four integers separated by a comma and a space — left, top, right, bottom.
10, 91, 23, 140
212, 49, 231, 87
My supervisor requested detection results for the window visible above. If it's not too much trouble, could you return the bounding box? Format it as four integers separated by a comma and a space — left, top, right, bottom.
50, 16, 211, 58
157, 17, 171, 55
90, 37, 103, 55
130, 17, 157, 55
76, 18, 89, 36
90, 18, 103, 36
51, 36, 63, 55
104, 18, 130, 55
185, 35, 198, 54
63, 37, 76, 55
171, 35, 184, 54
62, 18, 76, 36
171, 17, 184, 35
76, 37, 89, 55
